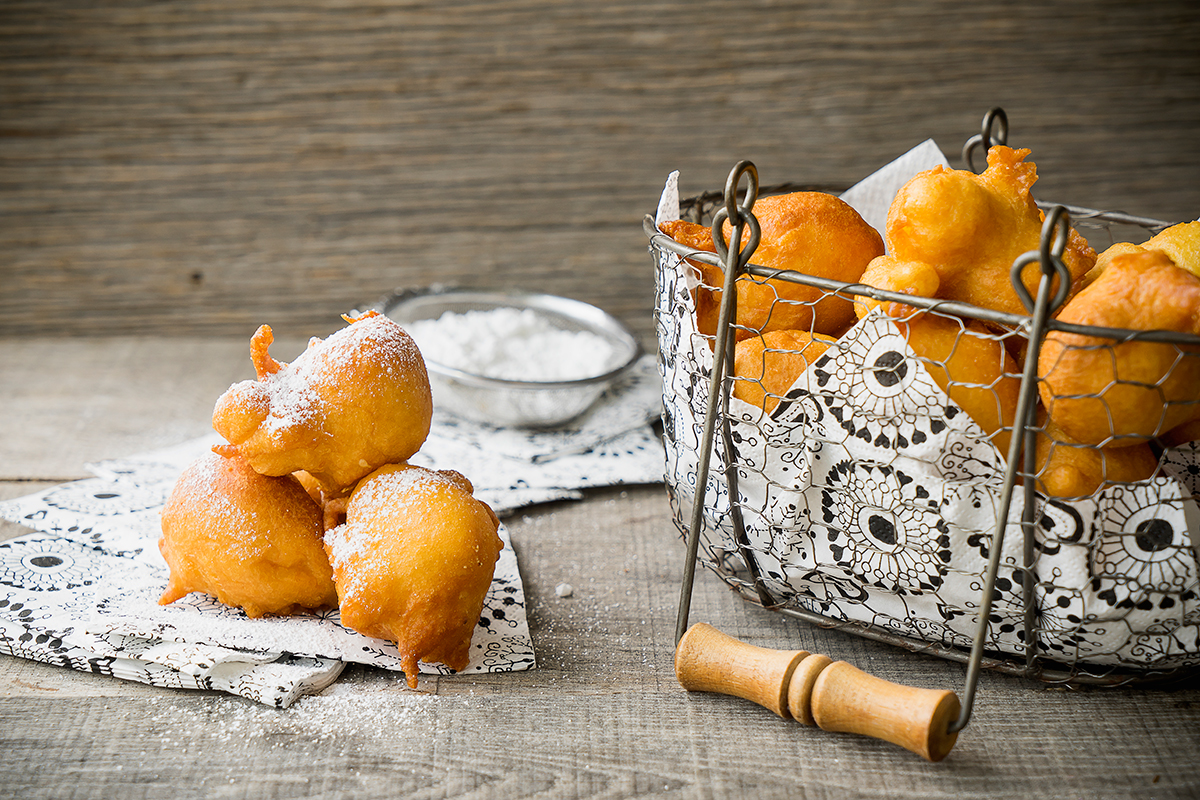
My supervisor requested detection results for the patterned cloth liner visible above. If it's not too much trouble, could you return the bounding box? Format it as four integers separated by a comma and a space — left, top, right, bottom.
0, 353, 664, 705
653, 144, 1200, 672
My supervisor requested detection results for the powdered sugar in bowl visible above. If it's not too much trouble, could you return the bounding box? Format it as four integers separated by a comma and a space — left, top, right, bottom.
382, 289, 642, 428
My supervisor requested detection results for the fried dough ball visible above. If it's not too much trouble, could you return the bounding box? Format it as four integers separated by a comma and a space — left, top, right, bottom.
1034, 411, 1159, 499
659, 219, 727, 343
212, 311, 433, 497
1085, 220, 1200, 286
723, 193, 883, 337
897, 314, 1022, 455
853, 258, 943, 321
1038, 251, 1200, 446
159, 451, 337, 618
660, 192, 884, 340
732, 329, 835, 414
858, 146, 1096, 318
324, 464, 503, 688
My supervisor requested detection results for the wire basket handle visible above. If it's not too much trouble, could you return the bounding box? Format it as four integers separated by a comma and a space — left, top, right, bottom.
673, 161, 964, 761
962, 107, 1009, 173
1012, 206, 1075, 315
950, 205, 1076, 733
674, 160, 767, 646
676, 623, 961, 762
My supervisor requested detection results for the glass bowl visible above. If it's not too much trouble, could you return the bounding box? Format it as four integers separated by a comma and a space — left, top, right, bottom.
381, 288, 642, 428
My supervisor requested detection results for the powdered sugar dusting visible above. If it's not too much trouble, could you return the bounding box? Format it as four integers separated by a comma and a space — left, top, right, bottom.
311, 313, 425, 376
324, 467, 464, 577
259, 314, 426, 432
260, 370, 323, 434
169, 453, 268, 554
140, 688, 438, 748
350, 465, 449, 515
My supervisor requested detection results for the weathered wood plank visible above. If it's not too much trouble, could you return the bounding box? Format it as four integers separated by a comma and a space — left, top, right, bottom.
3, 1, 1200, 793
0, 336, 310, 479
2, 0, 1198, 340
1, 483, 1198, 798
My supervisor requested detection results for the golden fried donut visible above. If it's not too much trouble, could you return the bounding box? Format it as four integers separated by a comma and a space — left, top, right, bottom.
212, 311, 433, 496
732, 329, 835, 414
658, 219, 727, 342
1038, 250, 1200, 446
324, 464, 503, 688
1034, 411, 1159, 499
897, 314, 1022, 455
722, 192, 883, 337
159, 451, 337, 618
859, 146, 1096, 318
853, 257, 943, 321
661, 192, 884, 340
1085, 220, 1200, 286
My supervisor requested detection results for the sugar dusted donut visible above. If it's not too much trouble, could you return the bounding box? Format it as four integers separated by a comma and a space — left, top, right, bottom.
324, 464, 502, 687
212, 311, 433, 496
159, 451, 337, 618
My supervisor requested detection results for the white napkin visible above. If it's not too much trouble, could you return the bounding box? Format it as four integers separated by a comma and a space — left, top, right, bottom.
0, 455, 533, 706
0, 355, 664, 704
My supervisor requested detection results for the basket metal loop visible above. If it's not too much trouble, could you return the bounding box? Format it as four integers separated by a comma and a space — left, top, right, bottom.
1010, 205, 1075, 316
675, 160, 774, 643
724, 159, 760, 222
712, 160, 762, 268
962, 106, 1009, 173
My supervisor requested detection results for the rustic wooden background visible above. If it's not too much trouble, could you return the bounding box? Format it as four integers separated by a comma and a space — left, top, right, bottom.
5, 3, 1200, 797
2, 0, 1199, 345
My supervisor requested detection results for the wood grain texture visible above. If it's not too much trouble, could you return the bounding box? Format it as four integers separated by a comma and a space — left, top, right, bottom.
3, 3, 1200, 794
2, 336, 1200, 798
0, 335, 308, 480
2, 0, 1199, 342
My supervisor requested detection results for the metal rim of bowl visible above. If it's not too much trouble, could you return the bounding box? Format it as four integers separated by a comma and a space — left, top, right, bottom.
381, 288, 643, 389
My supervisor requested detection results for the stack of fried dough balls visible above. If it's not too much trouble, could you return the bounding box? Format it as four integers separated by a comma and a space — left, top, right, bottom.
158, 311, 503, 688
661, 149, 1199, 500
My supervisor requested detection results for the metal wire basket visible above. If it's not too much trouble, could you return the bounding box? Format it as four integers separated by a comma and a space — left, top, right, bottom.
646, 109, 1200, 756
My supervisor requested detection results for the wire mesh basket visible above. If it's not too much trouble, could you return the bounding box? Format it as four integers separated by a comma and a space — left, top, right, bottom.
646, 109, 1200, 754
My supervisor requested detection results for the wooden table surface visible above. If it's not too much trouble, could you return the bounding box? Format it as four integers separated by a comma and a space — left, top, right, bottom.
3, 2, 1200, 798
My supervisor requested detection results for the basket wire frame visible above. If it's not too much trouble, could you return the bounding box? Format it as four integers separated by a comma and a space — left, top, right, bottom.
654, 118, 1197, 738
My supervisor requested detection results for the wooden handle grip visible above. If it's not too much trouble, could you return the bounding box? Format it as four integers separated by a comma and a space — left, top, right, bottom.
675, 623, 960, 761
674, 620, 808, 717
